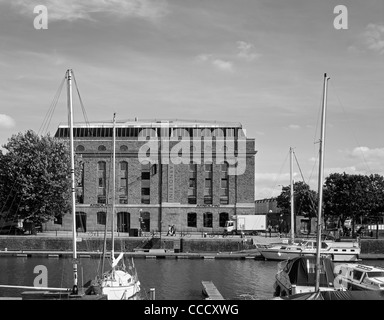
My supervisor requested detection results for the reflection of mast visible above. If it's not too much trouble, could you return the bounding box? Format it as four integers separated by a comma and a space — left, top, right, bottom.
315, 73, 330, 292
290, 147, 294, 243
67, 69, 78, 294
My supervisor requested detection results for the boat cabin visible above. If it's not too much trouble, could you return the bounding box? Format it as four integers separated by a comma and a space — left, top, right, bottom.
334, 264, 384, 291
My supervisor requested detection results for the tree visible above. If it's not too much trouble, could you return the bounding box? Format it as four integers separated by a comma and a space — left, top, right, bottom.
276, 181, 318, 233
0, 130, 82, 225
276, 181, 317, 217
323, 172, 384, 236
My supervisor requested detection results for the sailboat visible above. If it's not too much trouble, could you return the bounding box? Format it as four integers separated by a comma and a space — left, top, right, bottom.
0, 69, 109, 299
271, 74, 363, 298
258, 77, 360, 262
92, 113, 141, 300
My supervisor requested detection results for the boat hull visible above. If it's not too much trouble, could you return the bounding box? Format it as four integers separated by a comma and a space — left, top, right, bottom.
259, 249, 359, 262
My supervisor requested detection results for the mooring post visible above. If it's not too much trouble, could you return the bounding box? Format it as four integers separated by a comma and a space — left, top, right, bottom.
149, 288, 156, 300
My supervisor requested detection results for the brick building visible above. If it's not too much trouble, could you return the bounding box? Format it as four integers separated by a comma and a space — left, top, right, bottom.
45, 119, 256, 235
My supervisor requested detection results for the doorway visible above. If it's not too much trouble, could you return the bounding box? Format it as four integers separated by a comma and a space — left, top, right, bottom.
117, 212, 130, 233
76, 212, 87, 232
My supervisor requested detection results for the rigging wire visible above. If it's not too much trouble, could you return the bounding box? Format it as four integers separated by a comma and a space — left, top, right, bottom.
266, 149, 290, 199
329, 81, 372, 174
38, 75, 66, 136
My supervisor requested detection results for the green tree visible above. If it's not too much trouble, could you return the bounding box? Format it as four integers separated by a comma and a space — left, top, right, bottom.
0, 130, 81, 225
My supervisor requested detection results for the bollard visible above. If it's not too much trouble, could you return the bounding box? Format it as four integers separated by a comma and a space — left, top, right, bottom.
149, 288, 156, 300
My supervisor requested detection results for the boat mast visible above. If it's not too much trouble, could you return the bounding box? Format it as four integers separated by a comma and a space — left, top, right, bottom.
111, 113, 116, 264
67, 69, 78, 294
290, 147, 294, 243
315, 73, 330, 292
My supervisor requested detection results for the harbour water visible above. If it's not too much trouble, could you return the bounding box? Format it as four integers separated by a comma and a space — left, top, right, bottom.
1, 256, 383, 300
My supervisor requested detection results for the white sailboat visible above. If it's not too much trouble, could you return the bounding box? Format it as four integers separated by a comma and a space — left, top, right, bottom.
96, 113, 141, 300
258, 74, 360, 263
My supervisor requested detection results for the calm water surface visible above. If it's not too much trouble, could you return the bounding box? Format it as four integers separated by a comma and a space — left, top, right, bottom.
0, 257, 383, 300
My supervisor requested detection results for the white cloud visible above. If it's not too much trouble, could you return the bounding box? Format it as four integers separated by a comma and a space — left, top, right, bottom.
288, 124, 300, 130
363, 24, 384, 54
7, 0, 169, 22
0, 114, 16, 128
212, 59, 234, 72
195, 54, 213, 63
195, 54, 234, 73
236, 41, 260, 61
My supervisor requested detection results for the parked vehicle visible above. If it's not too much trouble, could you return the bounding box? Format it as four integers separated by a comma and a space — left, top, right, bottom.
224, 214, 266, 236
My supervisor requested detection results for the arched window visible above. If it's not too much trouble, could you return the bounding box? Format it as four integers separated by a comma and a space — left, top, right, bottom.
97, 212, 106, 225
203, 212, 213, 228
187, 212, 197, 228
120, 145, 128, 152
98, 145, 106, 151
219, 212, 229, 227
76, 145, 85, 152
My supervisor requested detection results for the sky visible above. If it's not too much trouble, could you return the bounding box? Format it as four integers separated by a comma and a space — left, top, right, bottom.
0, 0, 383, 200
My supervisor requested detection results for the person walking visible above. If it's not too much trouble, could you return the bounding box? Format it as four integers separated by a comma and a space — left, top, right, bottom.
268, 224, 272, 238
166, 225, 172, 236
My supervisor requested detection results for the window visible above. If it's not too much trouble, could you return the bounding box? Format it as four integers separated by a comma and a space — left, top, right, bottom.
98, 145, 106, 151
187, 213, 197, 228
76, 162, 84, 204
76, 145, 85, 152
220, 162, 229, 205
141, 163, 151, 204
188, 163, 197, 204
97, 161, 106, 204
120, 145, 128, 152
203, 212, 213, 228
54, 215, 62, 225
119, 161, 128, 204
97, 212, 106, 225
219, 212, 229, 227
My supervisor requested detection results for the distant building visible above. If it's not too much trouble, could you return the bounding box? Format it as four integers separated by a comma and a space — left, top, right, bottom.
44, 119, 257, 234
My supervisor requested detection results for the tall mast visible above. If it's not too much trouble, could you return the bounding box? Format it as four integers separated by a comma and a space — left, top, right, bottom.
67, 69, 78, 294
290, 147, 294, 243
315, 73, 330, 292
111, 113, 116, 261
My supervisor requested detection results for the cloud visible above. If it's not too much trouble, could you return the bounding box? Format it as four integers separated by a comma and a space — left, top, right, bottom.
352, 23, 384, 55
0, 114, 16, 128
212, 59, 234, 72
288, 124, 300, 130
363, 24, 384, 54
236, 41, 260, 61
195, 54, 234, 73
6, 0, 169, 22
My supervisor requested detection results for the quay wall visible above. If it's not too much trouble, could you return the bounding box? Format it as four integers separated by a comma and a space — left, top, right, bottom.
0, 236, 383, 254
0, 236, 255, 253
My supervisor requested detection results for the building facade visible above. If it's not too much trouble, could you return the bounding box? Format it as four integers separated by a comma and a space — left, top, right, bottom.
45, 119, 256, 235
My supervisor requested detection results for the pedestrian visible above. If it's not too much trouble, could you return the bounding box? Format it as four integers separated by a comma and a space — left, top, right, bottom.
171, 225, 176, 236
268, 224, 272, 238
166, 225, 172, 236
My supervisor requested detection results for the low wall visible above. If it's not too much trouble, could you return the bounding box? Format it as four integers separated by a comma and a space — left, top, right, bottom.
0, 236, 255, 253
360, 239, 384, 254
